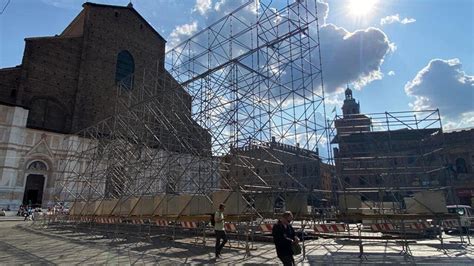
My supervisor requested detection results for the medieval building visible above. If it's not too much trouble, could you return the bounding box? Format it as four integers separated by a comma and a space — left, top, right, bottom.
0, 3, 211, 209
332, 88, 473, 206
222, 137, 335, 208
442, 128, 474, 205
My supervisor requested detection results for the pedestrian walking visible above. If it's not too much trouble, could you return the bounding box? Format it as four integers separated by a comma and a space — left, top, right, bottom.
214, 203, 227, 258
272, 211, 299, 266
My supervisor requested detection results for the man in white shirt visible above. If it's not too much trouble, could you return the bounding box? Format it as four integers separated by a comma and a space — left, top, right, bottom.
214, 203, 227, 258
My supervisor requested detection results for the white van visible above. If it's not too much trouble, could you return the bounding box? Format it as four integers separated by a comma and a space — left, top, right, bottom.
446, 205, 474, 231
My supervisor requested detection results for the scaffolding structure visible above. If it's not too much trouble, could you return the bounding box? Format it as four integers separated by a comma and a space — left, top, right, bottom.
51, 0, 328, 240
329, 109, 449, 213
327, 110, 469, 254
41, 1, 470, 259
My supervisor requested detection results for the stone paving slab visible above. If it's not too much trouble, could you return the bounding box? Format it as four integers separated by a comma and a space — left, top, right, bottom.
0, 221, 473, 264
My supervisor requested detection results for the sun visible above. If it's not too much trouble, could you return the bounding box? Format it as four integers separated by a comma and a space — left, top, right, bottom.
348, 0, 378, 17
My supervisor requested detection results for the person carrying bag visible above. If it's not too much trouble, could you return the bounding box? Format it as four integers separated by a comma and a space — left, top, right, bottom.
272, 211, 300, 265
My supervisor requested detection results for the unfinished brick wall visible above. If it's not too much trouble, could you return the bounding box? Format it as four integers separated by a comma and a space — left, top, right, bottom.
0, 67, 21, 105
0, 3, 205, 151
17, 36, 83, 132
71, 3, 167, 132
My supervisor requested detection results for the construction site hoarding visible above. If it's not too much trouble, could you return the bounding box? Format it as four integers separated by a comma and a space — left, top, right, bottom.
405, 190, 448, 214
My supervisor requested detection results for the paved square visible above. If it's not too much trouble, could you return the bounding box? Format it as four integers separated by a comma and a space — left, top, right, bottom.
0, 220, 473, 264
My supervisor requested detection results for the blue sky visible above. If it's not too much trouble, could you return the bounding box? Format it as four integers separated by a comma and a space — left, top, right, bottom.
0, 0, 472, 130
326, 0, 473, 122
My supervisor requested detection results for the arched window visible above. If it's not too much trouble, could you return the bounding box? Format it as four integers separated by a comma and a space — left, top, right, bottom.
115, 50, 134, 89
28, 161, 48, 171
456, 158, 468, 173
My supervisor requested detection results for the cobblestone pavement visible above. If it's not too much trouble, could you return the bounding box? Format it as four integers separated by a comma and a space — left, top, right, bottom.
0, 220, 473, 265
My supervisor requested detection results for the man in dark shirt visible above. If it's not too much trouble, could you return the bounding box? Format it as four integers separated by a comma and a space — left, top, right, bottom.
272, 211, 299, 265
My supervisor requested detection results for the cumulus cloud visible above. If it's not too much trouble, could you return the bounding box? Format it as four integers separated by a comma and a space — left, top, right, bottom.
315, 0, 329, 25
388, 70, 395, 76
444, 112, 474, 130
405, 58, 474, 128
167, 0, 393, 95
170, 0, 327, 47
168, 21, 198, 50
193, 0, 212, 15
380, 14, 416, 25
319, 24, 394, 93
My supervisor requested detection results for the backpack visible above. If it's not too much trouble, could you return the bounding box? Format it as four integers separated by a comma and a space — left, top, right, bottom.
210, 213, 215, 226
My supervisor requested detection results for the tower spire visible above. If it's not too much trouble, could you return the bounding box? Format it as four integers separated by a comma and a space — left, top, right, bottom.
342, 84, 360, 117
345, 84, 353, 100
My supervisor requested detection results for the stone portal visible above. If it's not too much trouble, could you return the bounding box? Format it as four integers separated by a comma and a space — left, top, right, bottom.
22, 174, 45, 207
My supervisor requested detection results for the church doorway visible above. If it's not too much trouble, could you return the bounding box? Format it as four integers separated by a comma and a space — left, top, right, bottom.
22, 174, 45, 207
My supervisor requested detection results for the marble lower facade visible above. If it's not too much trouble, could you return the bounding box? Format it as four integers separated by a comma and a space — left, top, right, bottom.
0, 104, 221, 210
0, 104, 78, 209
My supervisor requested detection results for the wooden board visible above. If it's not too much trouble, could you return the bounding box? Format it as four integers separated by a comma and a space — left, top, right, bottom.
113, 197, 139, 216
97, 199, 118, 216
253, 193, 274, 213
82, 201, 101, 215
405, 190, 447, 214
132, 196, 162, 216
69, 201, 85, 215
181, 195, 213, 215
285, 192, 308, 215
212, 191, 248, 215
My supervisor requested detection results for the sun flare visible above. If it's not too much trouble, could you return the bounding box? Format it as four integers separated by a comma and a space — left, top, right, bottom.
348, 0, 377, 17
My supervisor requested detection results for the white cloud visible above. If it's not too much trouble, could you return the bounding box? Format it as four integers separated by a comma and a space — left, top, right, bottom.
167, 0, 394, 96
401, 17, 416, 24
319, 24, 394, 93
380, 14, 416, 25
168, 21, 198, 50
193, 0, 212, 15
325, 93, 344, 107
388, 70, 395, 76
315, 0, 329, 25
173, 0, 328, 46
405, 58, 474, 129
443, 112, 474, 131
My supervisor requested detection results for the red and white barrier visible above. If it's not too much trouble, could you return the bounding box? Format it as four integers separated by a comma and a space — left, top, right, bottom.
314, 224, 346, 233
225, 223, 237, 232
410, 222, 431, 230
181, 221, 198, 229
368, 223, 395, 232
443, 219, 459, 228
260, 223, 273, 233
132, 219, 145, 225
155, 220, 168, 226
77, 216, 118, 223
104, 217, 117, 224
